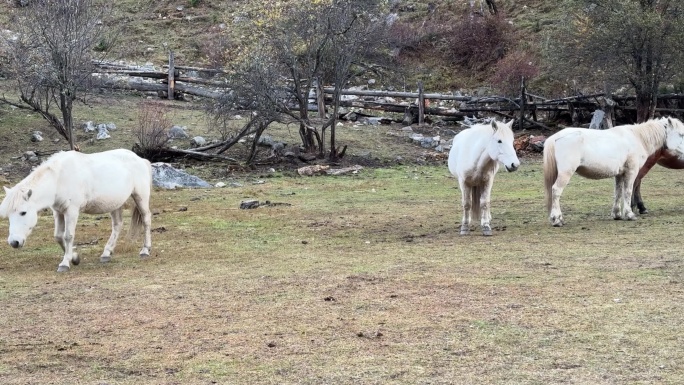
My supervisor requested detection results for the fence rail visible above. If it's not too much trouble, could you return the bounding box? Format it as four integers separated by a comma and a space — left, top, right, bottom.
92, 55, 684, 128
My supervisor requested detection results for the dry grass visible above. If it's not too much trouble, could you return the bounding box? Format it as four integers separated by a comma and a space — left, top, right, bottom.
1, 160, 684, 384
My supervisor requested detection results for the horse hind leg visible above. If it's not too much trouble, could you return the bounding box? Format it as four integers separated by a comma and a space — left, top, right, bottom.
459, 183, 472, 235
131, 192, 152, 257
100, 207, 124, 263
550, 171, 572, 227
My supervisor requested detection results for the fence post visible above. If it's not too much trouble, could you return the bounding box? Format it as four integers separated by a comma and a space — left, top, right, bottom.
519, 76, 526, 130
168, 51, 175, 100
418, 81, 425, 125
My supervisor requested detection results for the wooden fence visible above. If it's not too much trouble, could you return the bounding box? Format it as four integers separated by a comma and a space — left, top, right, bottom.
92, 54, 684, 128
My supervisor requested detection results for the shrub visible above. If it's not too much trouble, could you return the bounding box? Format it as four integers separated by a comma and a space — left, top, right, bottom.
134, 102, 171, 152
489, 51, 539, 96
443, 14, 514, 71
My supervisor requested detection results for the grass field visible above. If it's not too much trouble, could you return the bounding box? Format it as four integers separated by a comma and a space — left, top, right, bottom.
1, 159, 683, 384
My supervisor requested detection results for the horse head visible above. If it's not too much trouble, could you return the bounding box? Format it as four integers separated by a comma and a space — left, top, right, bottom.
0, 186, 38, 249
488, 119, 520, 172
664, 117, 684, 157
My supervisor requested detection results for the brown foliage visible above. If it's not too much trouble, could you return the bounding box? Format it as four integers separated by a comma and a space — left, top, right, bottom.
134, 102, 171, 152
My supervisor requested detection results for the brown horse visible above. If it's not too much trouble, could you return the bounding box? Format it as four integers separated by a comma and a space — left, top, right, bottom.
632, 148, 684, 214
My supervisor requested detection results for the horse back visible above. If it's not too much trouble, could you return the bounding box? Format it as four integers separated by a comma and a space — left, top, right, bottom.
54, 149, 151, 213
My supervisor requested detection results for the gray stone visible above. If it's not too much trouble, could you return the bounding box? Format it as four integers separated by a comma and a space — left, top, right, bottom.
96, 125, 110, 140
240, 200, 260, 209
151, 163, 212, 189
31, 131, 43, 142
82, 121, 95, 132
191, 136, 206, 147
168, 125, 189, 139
106, 123, 117, 131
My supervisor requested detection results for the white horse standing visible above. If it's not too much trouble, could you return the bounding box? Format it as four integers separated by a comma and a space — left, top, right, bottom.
0, 149, 153, 272
543, 117, 684, 226
448, 119, 520, 236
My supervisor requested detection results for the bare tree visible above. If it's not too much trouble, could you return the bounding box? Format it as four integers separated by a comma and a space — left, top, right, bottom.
319, 1, 390, 160
207, 0, 391, 162
547, 0, 684, 122
1, 0, 114, 149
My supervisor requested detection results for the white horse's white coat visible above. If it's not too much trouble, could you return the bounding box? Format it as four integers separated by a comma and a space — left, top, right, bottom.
0, 149, 153, 272
448, 120, 520, 236
543, 117, 684, 226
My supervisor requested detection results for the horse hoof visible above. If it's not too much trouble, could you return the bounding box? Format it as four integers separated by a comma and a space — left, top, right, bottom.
139, 252, 150, 259
72, 253, 80, 266
460, 230, 469, 236
100, 255, 111, 263
482, 230, 493, 236
57, 265, 70, 273
552, 221, 563, 227
639, 209, 649, 215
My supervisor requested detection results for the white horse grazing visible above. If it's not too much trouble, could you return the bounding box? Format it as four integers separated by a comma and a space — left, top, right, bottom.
543, 117, 684, 227
0, 149, 153, 272
448, 119, 520, 236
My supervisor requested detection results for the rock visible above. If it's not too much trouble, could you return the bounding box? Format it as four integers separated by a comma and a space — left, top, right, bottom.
151, 163, 212, 189
401, 126, 413, 132
420, 137, 435, 148
215, 182, 226, 188
82, 121, 95, 132
31, 131, 43, 142
106, 123, 117, 131
168, 125, 189, 139
240, 200, 260, 209
191, 136, 206, 147
96, 124, 110, 140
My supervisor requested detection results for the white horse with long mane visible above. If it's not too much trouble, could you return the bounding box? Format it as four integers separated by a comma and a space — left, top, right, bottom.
0, 149, 153, 272
544, 117, 684, 226
448, 119, 520, 236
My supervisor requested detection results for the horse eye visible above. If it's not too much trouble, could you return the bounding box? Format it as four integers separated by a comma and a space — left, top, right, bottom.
498, 140, 502, 143
20, 212, 26, 216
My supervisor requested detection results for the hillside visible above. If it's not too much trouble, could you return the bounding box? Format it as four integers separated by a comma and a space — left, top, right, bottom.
0, 0, 559, 92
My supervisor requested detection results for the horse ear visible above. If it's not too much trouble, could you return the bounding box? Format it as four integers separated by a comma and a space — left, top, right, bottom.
491, 121, 500, 131
3, 186, 9, 194
507, 119, 515, 127
25, 189, 32, 201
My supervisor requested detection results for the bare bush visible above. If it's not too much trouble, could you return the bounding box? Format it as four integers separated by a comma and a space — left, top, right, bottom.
490, 51, 539, 96
134, 102, 171, 152
444, 14, 513, 71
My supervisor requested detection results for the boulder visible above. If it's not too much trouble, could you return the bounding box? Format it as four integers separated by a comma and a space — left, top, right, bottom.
168, 125, 189, 139
151, 163, 212, 189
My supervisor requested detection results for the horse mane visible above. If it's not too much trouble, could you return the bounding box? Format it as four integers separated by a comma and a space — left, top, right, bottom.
627, 118, 668, 153
0, 152, 66, 214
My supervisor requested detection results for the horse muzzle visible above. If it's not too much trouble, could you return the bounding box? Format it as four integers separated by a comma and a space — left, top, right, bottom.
505, 163, 520, 172
8, 238, 24, 249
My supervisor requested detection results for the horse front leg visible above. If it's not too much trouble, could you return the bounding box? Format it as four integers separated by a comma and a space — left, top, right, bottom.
57, 209, 80, 272
632, 177, 648, 214
459, 182, 472, 235
52, 210, 66, 252
612, 176, 623, 220
622, 172, 637, 221
480, 179, 495, 236
100, 207, 123, 263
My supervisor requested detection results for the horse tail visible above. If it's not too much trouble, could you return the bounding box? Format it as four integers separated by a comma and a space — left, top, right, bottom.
471, 185, 481, 223
543, 137, 558, 213
129, 205, 144, 238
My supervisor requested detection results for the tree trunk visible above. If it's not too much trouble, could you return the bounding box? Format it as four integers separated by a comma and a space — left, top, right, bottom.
60, 91, 75, 150
635, 88, 657, 123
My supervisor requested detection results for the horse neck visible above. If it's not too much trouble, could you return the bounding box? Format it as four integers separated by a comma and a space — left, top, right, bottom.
629, 121, 666, 155
20, 166, 58, 210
